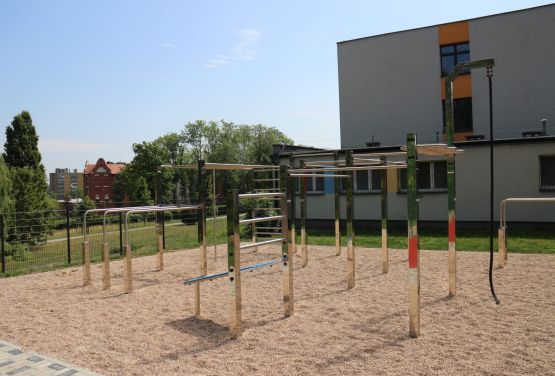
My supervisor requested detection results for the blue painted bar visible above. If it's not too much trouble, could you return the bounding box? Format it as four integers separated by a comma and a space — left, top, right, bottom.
183, 259, 279, 285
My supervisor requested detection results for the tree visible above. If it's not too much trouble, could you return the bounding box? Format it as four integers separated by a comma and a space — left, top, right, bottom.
3, 112, 56, 245
2, 111, 42, 169
0, 156, 14, 222
78, 195, 96, 214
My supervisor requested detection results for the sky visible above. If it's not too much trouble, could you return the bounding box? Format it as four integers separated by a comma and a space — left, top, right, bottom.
0, 0, 552, 174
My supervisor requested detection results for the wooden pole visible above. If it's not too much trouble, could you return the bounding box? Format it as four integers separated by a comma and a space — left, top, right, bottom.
346, 151, 355, 289
289, 155, 297, 255
407, 133, 420, 338
227, 189, 242, 339
334, 151, 341, 256
280, 165, 294, 317
380, 156, 389, 273
251, 207, 257, 251
447, 155, 456, 297
300, 159, 308, 267
157, 228, 164, 271
498, 227, 507, 268
124, 243, 132, 294
195, 160, 208, 315
102, 242, 110, 289
82, 241, 91, 286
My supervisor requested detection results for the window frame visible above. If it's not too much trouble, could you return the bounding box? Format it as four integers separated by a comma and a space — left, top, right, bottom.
440, 42, 471, 77
354, 169, 382, 194
398, 160, 448, 193
539, 155, 555, 192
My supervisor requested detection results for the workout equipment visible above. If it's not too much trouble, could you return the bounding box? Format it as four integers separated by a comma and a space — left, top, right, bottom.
183, 165, 293, 339
498, 198, 555, 267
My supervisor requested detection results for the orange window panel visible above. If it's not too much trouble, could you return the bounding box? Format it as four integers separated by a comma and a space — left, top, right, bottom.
438, 21, 469, 46
441, 75, 472, 99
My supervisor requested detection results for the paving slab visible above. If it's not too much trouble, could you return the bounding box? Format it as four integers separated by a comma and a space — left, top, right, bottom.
0, 340, 100, 376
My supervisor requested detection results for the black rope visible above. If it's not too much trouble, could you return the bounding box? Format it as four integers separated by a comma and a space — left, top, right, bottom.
488, 66, 500, 305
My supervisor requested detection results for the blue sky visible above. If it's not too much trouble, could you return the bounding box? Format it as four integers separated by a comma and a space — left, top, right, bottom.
0, 0, 551, 174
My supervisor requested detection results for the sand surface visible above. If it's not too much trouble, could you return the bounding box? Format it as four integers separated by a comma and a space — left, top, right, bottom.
1, 245, 554, 375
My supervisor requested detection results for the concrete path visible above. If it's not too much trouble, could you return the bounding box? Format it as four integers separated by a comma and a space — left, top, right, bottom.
0, 340, 100, 376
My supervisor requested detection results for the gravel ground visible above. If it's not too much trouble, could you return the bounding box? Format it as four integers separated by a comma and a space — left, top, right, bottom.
1, 244, 553, 376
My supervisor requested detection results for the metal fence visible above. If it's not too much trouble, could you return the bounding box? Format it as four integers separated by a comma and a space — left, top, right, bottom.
0, 200, 230, 277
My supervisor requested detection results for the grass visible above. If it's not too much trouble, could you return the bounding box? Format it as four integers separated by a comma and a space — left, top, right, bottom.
2, 219, 553, 277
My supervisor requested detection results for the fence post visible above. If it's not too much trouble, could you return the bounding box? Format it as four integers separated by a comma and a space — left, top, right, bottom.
1, 215, 5, 274
66, 205, 71, 264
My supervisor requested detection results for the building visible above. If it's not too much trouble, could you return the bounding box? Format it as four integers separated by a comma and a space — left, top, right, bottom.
49, 168, 84, 201
84, 158, 126, 208
282, 4, 555, 224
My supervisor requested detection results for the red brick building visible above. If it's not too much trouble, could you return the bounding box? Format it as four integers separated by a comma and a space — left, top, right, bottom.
84, 158, 126, 208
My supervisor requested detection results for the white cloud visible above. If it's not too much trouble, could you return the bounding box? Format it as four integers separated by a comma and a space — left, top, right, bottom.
161, 43, 176, 48
40, 138, 107, 152
205, 28, 261, 68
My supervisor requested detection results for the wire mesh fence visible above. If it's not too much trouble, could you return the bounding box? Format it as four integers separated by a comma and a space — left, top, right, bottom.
0, 200, 230, 277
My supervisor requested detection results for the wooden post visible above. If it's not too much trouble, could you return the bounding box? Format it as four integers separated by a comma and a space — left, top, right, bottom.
157, 229, 164, 271
334, 151, 341, 256
196, 160, 208, 315
346, 151, 355, 289
498, 227, 507, 268
300, 160, 308, 267
251, 207, 257, 251
289, 155, 297, 255
280, 165, 294, 317
447, 155, 457, 297
227, 189, 242, 339
82, 241, 91, 286
124, 243, 132, 294
102, 242, 110, 289
407, 133, 420, 338
380, 156, 389, 273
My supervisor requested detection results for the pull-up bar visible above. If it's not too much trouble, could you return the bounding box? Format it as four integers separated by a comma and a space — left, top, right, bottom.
159, 162, 279, 171
183, 259, 279, 285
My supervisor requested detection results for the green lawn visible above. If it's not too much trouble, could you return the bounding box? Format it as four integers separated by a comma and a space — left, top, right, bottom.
2, 219, 553, 277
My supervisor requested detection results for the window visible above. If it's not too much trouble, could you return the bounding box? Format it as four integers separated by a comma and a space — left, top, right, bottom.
95, 194, 100, 201
294, 176, 324, 194
355, 170, 382, 193
399, 161, 447, 192
540, 156, 555, 191
442, 98, 473, 132
440, 42, 470, 76
104, 194, 110, 200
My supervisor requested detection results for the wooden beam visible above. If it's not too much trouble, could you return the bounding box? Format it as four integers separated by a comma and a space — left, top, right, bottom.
346, 151, 355, 289
300, 160, 308, 268
102, 242, 110, 289
407, 133, 420, 338
227, 189, 242, 339
380, 156, 389, 274
82, 241, 91, 286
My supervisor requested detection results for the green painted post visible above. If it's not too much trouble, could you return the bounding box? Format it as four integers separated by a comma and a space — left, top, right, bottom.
300, 159, 308, 267
334, 151, 341, 256
407, 133, 420, 338
280, 165, 294, 317
380, 156, 389, 273
227, 189, 242, 339
289, 154, 297, 255
346, 151, 355, 289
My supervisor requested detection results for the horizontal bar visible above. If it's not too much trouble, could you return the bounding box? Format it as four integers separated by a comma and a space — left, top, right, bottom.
353, 151, 407, 158
255, 232, 284, 236
399, 144, 462, 156
239, 192, 285, 199
254, 226, 282, 230
240, 215, 284, 225
290, 173, 350, 178
254, 207, 281, 211
290, 151, 336, 158
253, 169, 280, 173
291, 164, 406, 173
254, 179, 280, 182
240, 238, 285, 250
502, 198, 555, 203
183, 260, 280, 285
160, 163, 279, 171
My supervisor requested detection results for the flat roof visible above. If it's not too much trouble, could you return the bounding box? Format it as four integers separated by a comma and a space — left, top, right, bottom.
337, 3, 555, 45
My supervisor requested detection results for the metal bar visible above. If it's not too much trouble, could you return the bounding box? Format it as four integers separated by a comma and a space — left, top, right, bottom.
381, 155, 389, 274
407, 133, 420, 338
254, 207, 282, 211
346, 151, 355, 289
290, 174, 351, 178
240, 215, 284, 225
280, 164, 293, 317
160, 163, 279, 171
253, 226, 282, 230
300, 160, 308, 267
184, 260, 279, 285
254, 179, 280, 182
334, 151, 341, 256
240, 237, 285, 250
119, 212, 123, 256
239, 192, 285, 199
290, 151, 337, 158
353, 151, 407, 158
255, 232, 284, 236
228, 189, 242, 339
290, 165, 406, 173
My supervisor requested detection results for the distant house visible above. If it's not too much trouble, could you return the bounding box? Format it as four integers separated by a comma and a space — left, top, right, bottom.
49, 168, 84, 200
84, 158, 126, 208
